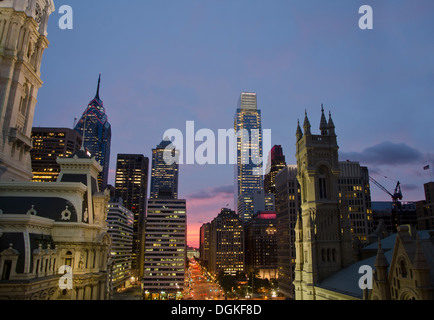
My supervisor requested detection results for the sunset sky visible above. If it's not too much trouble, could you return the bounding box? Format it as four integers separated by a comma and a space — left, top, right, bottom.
33, 1, 434, 247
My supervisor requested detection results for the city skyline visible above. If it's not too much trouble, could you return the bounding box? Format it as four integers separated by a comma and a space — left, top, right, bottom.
32, 1, 434, 247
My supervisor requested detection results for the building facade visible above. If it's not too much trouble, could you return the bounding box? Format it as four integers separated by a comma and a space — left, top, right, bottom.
31, 127, 82, 182
107, 199, 134, 293
338, 161, 374, 243
114, 154, 149, 278
0, 149, 112, 300
150, 139, 179, 199
143, 198, 186, 300
209, 208, 244, 275
74, 75, 111, 191
245, 211, 278, 280
234, 92, 264, 223
0, 0, 56, 182
275, 164, 300, 299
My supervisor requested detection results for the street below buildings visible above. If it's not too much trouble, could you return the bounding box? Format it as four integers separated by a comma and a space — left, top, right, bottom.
185, 258, 224, 300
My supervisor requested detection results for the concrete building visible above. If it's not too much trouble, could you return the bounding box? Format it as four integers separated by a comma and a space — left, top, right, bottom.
199, 222, 211, 268
143, 198, 186, 300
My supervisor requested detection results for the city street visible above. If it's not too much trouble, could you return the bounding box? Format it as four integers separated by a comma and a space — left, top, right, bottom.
186, 258, 224, 300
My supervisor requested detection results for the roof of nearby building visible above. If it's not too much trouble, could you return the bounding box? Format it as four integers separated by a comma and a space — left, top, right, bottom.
318, 229, 434, 299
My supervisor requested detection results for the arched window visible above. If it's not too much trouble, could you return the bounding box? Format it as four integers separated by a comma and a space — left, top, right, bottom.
400, 259, 408, 278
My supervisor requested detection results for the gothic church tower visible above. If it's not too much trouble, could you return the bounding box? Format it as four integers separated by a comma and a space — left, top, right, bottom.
293, 106, 353, 300
0, 0, 55, 181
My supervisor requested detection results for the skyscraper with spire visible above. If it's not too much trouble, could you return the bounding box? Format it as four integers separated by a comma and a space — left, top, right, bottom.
74, 74, 112, 191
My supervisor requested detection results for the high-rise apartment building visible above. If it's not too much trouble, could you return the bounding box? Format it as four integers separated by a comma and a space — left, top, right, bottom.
31, 127, 82, 182
107, 198, 134, 292
264, 145, 286, 195
150, 140, 179, 199
143, 198, 187, 300
0, 1, 55, 182
114, 154, 149, 278
209, 208, 244, 275
234, 92, 264, 223
74, 74, 111, 191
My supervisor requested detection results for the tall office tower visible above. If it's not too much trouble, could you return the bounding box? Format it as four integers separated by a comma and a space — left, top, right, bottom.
293, 107, 353, 300
150, 139, 179, 199
143, 198, 186, 300
338, 161, 374, 243
114, 154, 149, 278
209, 208, 244, 275
275, 165, 300, 299
238, 189, 275, 224
0, 1, 55, 182
107, 198, 134, 293
245, 211, 277, 280
74, 74, 111, 191
199, 222, 211, 268
234, 92, 264, 223
264, 145, 286, 195
31, 127, 82, 182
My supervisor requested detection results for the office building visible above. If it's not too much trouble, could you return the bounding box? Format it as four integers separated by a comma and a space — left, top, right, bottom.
275, 165, 300, 299
209, 208, 244, 275
245, 211, 278, 280
338, 161, 374, 243
0, 1, 56, 182
31, 127, 82, 182
234, 92, 264, 223
264, 145, 286, 195
114, 154, 149, 278
143, 198, 187, 300
74, 74, 111, 191
150, 139, 179, 199
107, 198, 134, 292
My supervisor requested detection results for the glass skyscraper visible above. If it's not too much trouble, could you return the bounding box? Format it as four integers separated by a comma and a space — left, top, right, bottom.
234, 92, 264, 223
74, 74, 111, 191
150, 139, 179, 199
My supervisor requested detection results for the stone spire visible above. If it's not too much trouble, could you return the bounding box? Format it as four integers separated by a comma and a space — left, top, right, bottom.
296, 119, 303, 141
328, 111, 336, 136
303, 110, 311, 135
319, 104, 328, 135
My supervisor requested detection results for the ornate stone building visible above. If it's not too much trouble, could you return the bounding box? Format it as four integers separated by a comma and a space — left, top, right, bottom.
293, 107, 354, 300
0, 150, 112, 300
0, 0, 56, 182
292, 107, 434, 300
